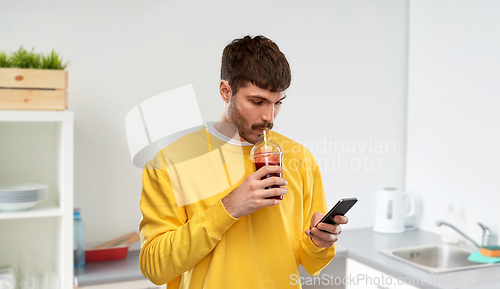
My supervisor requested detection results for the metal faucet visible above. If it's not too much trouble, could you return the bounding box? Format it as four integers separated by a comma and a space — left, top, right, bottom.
478, 222, 497, 247
435, 221, 497, 248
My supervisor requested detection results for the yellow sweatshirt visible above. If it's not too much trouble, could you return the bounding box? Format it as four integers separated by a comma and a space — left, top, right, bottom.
139, 127, 336, 288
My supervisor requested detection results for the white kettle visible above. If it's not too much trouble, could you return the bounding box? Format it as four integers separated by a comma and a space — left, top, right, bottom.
373, 188, 415, 234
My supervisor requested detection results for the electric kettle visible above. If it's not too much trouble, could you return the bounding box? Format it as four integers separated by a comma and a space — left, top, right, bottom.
373, 188, 415, 234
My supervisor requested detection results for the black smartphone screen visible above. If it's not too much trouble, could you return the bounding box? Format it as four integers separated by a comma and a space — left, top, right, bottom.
315, 198, 358, 227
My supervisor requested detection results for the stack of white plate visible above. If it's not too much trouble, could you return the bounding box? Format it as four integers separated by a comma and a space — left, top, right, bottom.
0, 183, 48, 212
0, 266, 16, 288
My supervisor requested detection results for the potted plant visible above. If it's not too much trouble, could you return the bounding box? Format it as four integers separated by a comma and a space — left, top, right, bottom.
0, 47, 70, 111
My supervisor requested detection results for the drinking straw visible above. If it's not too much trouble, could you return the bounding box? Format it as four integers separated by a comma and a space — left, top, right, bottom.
263, 129, 268, 149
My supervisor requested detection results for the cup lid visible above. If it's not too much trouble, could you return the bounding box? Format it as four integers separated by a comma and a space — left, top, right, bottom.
249, 140, 283, 160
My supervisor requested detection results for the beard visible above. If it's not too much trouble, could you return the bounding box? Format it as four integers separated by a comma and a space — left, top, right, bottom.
227, 96, 273, 144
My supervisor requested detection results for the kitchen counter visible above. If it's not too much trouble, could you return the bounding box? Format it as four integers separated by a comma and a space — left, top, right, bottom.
74, 249, 146, 287
74, 229, 500, 289
337, 228, 500, 289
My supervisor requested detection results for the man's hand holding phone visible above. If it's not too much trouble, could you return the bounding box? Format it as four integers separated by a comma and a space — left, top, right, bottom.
305, 197, 357, 248
305, 212, 348, 248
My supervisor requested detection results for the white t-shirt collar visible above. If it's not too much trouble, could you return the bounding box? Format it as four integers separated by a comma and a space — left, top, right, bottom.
206, 125, 253, 147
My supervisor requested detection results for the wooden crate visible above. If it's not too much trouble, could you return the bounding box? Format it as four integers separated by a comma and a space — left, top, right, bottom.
0, 68, 68, 110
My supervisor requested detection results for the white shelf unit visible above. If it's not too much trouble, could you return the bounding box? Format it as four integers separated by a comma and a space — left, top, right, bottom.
0, 110, 74, 289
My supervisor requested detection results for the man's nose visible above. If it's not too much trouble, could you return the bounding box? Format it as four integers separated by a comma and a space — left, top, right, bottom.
262, 104, 275, 123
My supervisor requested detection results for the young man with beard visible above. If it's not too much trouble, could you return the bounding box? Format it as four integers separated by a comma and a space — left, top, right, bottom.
139, 35, 348, 289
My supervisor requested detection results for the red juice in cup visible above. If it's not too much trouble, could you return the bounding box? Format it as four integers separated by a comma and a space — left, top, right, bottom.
250, 140, 284, 200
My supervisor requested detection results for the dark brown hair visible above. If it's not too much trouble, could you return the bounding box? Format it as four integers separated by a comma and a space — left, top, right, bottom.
221, 35, 291, 95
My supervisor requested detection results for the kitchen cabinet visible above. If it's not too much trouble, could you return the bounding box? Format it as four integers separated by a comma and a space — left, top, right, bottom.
0, 111, 74, 289
346, 258, 422, 289
75, 279, 165, 289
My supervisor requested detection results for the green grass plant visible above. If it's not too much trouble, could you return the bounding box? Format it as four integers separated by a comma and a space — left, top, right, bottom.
41, 49, 70, 70
9, 46, 41, 69
0, 46, 69, 70
0, 51, 10, 67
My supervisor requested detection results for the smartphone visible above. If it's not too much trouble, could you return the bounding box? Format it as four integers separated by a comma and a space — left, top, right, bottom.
315, 198, 358, 229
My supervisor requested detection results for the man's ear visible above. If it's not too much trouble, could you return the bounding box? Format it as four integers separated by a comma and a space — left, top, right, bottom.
219, 80, 232, 103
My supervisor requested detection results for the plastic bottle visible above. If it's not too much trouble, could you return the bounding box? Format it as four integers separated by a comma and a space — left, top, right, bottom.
74, 208, 85, 268
441, 202, 460, 244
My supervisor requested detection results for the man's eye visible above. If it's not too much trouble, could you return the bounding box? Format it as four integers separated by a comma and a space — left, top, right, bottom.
275, 101, 283, 105
252, 101, 263, 105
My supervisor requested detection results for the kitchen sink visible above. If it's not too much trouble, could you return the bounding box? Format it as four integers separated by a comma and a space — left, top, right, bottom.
380, 244, 498, 273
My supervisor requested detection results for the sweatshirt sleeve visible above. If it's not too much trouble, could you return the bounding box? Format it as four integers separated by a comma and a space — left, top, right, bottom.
298, 160, 336, 276
139, 164, 238, 285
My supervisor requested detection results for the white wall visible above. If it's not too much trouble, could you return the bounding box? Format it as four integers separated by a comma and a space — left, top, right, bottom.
0, 0, 409, 243
406, 0, 500, 244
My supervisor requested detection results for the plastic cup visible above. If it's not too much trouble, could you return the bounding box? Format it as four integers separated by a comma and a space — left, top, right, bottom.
249, 140, 284, 200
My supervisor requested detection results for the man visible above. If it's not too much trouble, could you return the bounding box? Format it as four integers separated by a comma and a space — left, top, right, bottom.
139, 35, 348, 288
